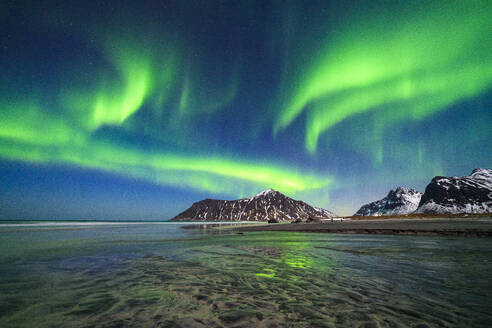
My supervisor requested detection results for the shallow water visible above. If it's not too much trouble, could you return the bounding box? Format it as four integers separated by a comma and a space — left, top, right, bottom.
0, 222, 491, 327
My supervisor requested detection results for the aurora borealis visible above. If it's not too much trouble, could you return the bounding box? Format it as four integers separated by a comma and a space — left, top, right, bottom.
1, 0, 491, 219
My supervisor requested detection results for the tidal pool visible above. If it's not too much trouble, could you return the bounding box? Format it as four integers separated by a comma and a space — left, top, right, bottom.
0, 222, 491, 327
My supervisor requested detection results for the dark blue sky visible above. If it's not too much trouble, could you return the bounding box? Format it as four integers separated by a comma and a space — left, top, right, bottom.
1, 0, 491, 219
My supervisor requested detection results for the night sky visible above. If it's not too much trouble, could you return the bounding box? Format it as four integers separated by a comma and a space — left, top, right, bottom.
1, 0, 491, 219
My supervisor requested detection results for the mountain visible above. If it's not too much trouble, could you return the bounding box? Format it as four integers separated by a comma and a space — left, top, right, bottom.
170, 189, 337, 222
354, 187, 422, 216
416, 168, 492, 214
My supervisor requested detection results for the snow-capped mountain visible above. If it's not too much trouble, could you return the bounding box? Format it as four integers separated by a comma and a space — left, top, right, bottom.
354, 187, 422, 216
171, 188, 337, 222
416, 168, 492, 214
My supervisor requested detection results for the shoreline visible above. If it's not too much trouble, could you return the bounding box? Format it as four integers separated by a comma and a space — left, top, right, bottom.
233, 217, 492, 237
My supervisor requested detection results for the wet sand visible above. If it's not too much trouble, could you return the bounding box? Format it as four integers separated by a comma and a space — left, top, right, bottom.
235, 217, 492, 236
2, 224, 492, 327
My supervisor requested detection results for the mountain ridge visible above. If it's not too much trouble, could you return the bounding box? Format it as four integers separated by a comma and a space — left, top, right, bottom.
171, 188, 337, 222
416, 168, 492, 214
354, 187, 423, 216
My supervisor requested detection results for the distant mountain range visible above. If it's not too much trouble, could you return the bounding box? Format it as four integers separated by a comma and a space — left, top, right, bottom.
416, 168, 492, 214
355, 168, 492, 216
354, 187, 422, 216
171, 188, 337, 222
172, 169, 491, 222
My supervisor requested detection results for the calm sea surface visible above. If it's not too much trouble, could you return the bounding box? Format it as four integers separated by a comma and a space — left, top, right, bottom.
0, 222, 491, 327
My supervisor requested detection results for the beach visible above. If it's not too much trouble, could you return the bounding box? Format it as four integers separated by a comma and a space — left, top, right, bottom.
234, 217, 492, 236
1, 221, 492, 327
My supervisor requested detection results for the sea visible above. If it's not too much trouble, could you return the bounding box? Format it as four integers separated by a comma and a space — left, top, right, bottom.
0, 221, 491, 327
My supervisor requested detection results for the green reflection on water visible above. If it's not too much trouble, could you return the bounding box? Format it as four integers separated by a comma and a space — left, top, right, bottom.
255, 268, 276, 278
282, 241, 314, 270
1, 229, 491, 327
230, 233, 337, 280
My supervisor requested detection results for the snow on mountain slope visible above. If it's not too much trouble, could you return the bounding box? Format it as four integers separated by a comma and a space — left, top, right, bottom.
416, 168, 492, 214
354, 187, 423, 216
171, 189, 337, 222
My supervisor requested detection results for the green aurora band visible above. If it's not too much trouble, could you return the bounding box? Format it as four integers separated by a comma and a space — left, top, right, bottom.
61, 37, 180, 131
0, 20, 332, 197
0, 0, 490, 206
0, 96, 331, 196
275, 1, 492, 152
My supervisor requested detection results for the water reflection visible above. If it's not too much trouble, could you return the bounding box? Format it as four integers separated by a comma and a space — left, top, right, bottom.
0, 225, 491, 327
255, 268, 276, 278
211, 234, 338, 280
282, 241, 313, 270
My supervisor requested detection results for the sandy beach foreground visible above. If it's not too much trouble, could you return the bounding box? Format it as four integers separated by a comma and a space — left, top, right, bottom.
234, 217, 492, 236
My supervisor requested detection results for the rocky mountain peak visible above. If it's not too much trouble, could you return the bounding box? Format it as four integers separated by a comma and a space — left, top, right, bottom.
171, 189, 337, 222
471, 168, 491, 175
253, 188, 280, 198
392, 186, 414, 194
416, 168, 492, 214
470, 168, 492, 185
354, 187, 422, 216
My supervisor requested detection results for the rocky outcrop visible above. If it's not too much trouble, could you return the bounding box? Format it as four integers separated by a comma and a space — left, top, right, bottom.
354, 187, 422, 216
171, 189, 337, 222
416, 168, 492, 214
